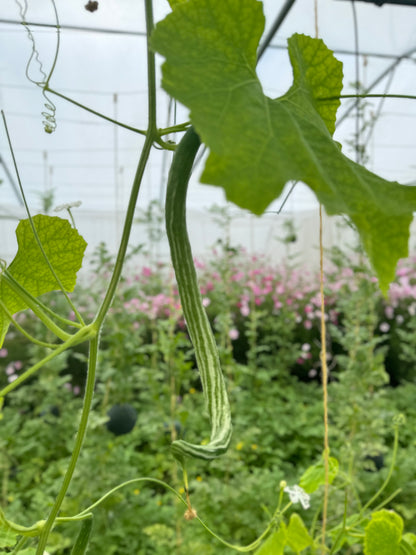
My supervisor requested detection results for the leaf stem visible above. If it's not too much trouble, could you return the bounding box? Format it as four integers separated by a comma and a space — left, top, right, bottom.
160, 122, 191, 135
360, 421, 400, 514
0, 325, 94, 397
0, 298, 60, 349
2, 271, 71, 342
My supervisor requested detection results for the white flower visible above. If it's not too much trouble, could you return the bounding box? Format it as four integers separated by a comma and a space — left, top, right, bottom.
54, 201, 82, 212
284, 485, 310, 509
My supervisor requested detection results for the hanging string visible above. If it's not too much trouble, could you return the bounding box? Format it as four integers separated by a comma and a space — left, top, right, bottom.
313, 0, 330, 551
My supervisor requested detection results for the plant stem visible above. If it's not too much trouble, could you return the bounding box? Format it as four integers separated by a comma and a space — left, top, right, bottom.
2, 271, 71, 341
0, 299, 59, 349
94, 0, 157, 326
0, 325, 94, 397
361, 421, 400, 514
35, 334, 99, 554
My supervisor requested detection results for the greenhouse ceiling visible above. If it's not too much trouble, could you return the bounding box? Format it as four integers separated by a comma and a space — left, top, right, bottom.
0, 0, 415, 215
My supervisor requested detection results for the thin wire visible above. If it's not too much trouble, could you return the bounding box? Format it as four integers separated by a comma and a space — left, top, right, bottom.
362, 69, 396, 147
351, 0, 361, 163
337, 45, 416, 126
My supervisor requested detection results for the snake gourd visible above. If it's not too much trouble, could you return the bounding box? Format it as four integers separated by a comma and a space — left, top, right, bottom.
165, 127, 232, 462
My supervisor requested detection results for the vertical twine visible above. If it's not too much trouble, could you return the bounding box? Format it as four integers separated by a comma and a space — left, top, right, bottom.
319, 205, 330, 553
314, 2, 330, 551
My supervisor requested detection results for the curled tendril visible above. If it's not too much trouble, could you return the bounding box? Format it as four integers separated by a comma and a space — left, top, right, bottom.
15, 0, 60, 133
41, 92, 57, 133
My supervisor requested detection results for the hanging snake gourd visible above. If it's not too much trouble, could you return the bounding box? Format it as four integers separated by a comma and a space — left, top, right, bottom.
165, 127, 232, 462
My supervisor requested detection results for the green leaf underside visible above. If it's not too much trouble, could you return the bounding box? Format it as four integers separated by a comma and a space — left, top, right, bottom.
151, 0, 416, 292
255, 524, 287, 555
364, 510, 403, 555
0, 524, 18, 548
287, 514, 313, 552
0, 215, 87, 346
299, 456, 339, 494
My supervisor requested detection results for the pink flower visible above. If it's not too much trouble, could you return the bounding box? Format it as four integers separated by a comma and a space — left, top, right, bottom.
193, 258, 205, 270
229, 328, 239, 340
385, 305, 394, 319
241, 304, 250, 317
231, 272, 244, 282
0, 348, 8, 358
142, 266, 152, 277
6, 364, 15, 376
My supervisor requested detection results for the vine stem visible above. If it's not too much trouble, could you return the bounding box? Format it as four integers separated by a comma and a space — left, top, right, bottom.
94, 0, 157, 326
35, 334, 99, 555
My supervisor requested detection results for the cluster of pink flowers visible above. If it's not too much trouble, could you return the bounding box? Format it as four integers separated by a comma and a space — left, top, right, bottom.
4, 360, 23, 383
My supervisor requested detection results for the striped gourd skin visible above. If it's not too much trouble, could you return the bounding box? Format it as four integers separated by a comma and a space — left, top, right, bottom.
165, 127, 232, 462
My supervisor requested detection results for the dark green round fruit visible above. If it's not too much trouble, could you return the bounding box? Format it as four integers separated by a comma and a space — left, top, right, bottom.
106, 404, 137, 436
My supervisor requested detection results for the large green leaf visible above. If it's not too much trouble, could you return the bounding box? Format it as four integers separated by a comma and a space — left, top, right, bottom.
151, 0, 416, 292
0, 215, 87, 346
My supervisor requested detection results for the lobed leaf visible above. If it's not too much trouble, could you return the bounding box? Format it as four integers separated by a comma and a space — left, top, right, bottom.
151, 0, 416, 292
364, 510, 403, 555
0, 215, 87, 346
